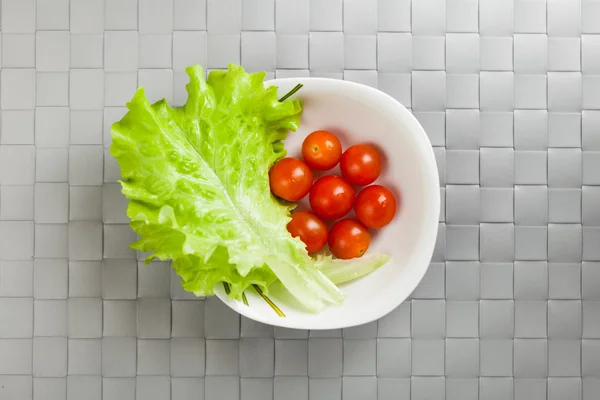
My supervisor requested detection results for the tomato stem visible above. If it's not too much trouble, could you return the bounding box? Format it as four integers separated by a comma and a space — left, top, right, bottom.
278, 84, 303, 102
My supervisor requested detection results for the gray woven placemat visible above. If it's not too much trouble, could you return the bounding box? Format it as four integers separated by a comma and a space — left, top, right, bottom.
0, 0, 598, 399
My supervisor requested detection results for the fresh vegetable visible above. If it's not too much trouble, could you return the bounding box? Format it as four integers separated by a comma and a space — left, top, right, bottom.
286, 210, 328, 254
301, 130, 342, 170
278, 84, 303, 102
309, 175, 355, 220
111, 64, 393, 315
269, 157, 313, 202
316, 252, 390, 284
111, 64, 351, 312
328, 219, 371, 259
340, 144, 382, 186
354, 185, 397, 229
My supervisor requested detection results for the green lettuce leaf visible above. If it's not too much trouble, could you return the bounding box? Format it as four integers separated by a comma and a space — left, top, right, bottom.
111, 64, 344, 312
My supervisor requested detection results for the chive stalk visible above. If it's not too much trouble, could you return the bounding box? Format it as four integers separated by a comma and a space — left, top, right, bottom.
253, 284, 286, 317
278, 84, 303, 102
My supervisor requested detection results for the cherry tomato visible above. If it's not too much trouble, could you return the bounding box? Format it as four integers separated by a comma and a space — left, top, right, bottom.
340, 144, 382, 186
354, 185, 397, 229
328, 219, 371, 259
309, 176, 355, 220
287, 210, 328, 253
269, 157, 313, 202
301, 130, 342, 171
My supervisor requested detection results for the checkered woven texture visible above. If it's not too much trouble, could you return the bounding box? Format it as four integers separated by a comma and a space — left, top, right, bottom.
0, 0, 599, 399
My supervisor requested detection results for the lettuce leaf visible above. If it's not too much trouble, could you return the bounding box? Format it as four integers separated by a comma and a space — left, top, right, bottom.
111, 64, 345, 312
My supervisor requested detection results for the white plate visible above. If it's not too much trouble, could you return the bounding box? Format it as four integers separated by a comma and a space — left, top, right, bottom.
215, 77, 440, 330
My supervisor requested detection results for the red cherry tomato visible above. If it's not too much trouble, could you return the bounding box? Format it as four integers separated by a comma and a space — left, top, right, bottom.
354, 185, 398, 229
269, 157, 313, 202
340, 144, 382, 186
287, 210, 328, 254
309, 176, 355, 220
301, 130, 342, 171
328, 219, 371, 259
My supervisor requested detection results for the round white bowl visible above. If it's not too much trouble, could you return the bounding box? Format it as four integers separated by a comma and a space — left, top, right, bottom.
215, 77, 440, 330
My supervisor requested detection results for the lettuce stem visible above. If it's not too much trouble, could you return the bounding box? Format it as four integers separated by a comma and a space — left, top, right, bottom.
223, 80, 306, 313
